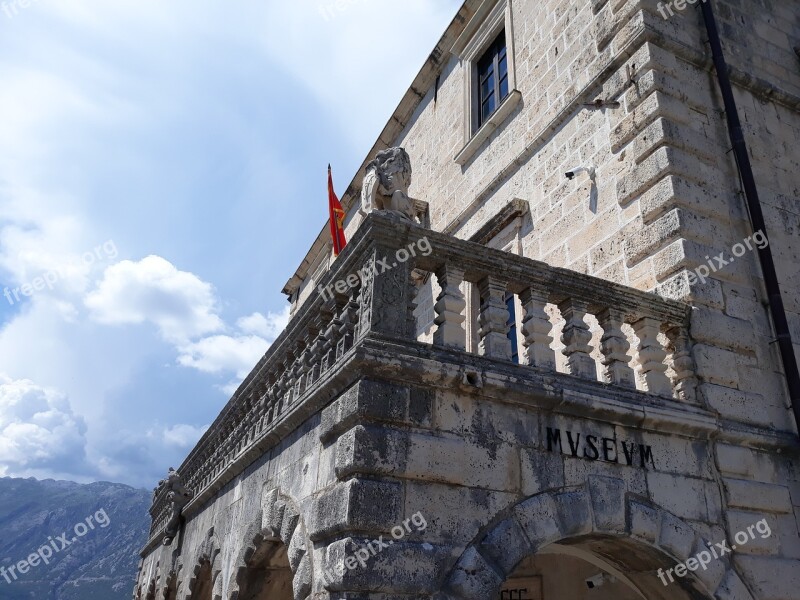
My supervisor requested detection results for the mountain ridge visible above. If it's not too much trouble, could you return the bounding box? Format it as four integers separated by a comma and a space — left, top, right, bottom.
0, 477, 151, 600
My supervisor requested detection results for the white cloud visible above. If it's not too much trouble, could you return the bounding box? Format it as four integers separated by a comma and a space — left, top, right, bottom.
161, 423, 208, 449
236, 307, 290, 338
0, 374, 88, 478
84, 255, 224, 344
0, 0, 461, 487
177, 334, 270, 379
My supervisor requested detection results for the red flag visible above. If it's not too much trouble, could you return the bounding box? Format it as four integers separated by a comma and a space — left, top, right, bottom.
328, 164, 347, 255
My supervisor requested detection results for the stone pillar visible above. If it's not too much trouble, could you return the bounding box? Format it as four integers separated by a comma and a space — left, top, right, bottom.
559, 299, 596, 380
598, 308, 636, 388
357, 246, 413, 339
433, 263, 467, 350
666, 325, 699, 403
632, 317, 672, 396
477, 276, 512, 360
520, 286, 556, 369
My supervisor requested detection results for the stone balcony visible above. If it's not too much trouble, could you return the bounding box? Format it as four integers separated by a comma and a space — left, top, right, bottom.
144, 211, 702, 552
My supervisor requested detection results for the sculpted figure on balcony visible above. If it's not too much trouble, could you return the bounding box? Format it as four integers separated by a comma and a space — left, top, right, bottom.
361, 147, 418, 222
161, 468, 194, 546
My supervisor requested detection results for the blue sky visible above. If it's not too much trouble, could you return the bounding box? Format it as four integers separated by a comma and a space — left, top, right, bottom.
0, 0, 461, 489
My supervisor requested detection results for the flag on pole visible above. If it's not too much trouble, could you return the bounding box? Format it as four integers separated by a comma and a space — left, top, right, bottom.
328, 164, 347, 255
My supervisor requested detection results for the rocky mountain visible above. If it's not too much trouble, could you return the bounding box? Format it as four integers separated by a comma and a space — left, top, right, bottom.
0, 477, 151, 600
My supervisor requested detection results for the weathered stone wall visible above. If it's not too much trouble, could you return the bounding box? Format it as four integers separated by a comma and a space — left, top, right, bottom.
136, 376, 800, 598
136, 415, 329, 599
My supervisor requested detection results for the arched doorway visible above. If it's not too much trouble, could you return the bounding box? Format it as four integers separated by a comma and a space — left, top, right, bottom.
445, 477, 751, 600
235, 535, 293, 599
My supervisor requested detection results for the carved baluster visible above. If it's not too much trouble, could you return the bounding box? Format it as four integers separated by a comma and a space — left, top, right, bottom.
275, 367, 287, 416
408, 269, 422, 339
280, 354, 294, 406
246, 393, 259, 443
433, 263, 467, 350
477, 276, 512, 360
666, 325, 698, 403
337, 289, 359, 359
633, 317, 672, 396
254, 385, 266, 435
559, 299, 596, 379
312, 301, 335, 379
301, 325, 319, 392
293, 341, 308, 398
263, 387, 275, 425
598, 308, 636, 388
520, 286, 556, 369
241, 396, 252, 446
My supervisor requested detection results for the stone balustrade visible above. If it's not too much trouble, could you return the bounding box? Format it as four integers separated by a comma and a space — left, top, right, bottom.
146, 211, 696, 547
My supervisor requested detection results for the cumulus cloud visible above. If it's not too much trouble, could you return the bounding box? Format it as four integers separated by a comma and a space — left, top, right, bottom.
178, 306, 290, 384
84, 255, 224, 344
160, 423, 208, 448
0, 374, 88, 478
236, 307, 290, 338
177, 334, 270, 379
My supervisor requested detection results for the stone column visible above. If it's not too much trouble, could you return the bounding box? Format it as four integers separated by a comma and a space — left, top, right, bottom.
598, 308, 636, 388
357, 246, 413, 339
632, 317, 672, 396
666, 325, 699, 403
559, 298, 596, 380
520, 286, 556, 369
477, 276, 512, 360
433, 263, 467, 350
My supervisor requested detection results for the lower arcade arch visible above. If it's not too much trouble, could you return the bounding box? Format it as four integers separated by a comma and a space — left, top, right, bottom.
500, 537, 709, 600
445, 478, 751, 600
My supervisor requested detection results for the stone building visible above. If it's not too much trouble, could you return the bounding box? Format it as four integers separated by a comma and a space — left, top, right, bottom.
134, 0, 800, 598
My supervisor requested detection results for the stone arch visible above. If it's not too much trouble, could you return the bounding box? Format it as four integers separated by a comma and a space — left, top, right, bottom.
443, 476, 754, 600
228, 487, 313, 600
186, 528, 223, 600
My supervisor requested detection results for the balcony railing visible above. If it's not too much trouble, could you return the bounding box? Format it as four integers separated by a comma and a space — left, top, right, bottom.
145, 211, 695, 548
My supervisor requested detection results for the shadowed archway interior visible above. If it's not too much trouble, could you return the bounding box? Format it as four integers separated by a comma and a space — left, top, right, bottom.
501, 536, 712, 600
235, 539, 293, 600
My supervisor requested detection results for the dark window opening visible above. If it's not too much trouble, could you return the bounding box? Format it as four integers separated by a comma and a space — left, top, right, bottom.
476, 30, 509, 129
506, 293, 519, 364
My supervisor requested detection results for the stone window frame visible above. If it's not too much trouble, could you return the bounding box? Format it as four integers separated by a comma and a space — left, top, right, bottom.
451, 0, 522, 166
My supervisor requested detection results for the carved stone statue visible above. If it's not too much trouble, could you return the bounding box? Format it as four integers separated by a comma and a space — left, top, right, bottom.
161, 468, 194, 546
361, 147, 418, 221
